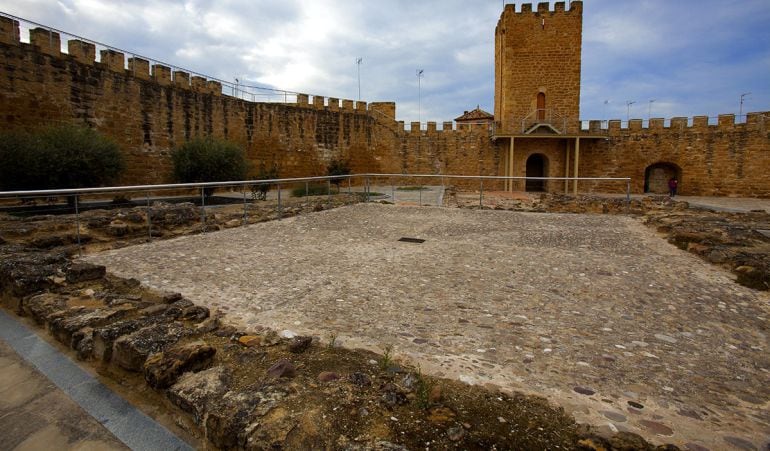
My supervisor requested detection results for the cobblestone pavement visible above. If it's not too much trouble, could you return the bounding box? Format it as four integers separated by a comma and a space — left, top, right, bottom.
86, 204, 770, 450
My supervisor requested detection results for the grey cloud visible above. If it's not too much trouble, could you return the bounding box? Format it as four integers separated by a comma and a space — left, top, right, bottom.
2, 0, 767, 123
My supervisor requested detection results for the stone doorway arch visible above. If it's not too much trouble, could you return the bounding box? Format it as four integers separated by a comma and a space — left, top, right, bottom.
525, 153, 548, 192
644, 162, 681, 194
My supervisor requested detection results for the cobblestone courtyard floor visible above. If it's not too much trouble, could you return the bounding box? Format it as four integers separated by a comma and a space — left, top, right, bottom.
86, 204, 770, 450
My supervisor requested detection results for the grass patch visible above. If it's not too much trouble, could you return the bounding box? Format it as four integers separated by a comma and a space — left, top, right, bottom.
292, 184, 330, 197
397, 185, 428, 191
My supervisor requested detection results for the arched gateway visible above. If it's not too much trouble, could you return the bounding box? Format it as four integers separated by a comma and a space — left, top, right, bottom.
644, 162, 681, 194
525, 153, 548, 192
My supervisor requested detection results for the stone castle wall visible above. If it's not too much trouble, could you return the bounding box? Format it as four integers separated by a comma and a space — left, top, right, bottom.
0, 21, 497, 188
578, 117, 770, 197
0, 17, 768, 197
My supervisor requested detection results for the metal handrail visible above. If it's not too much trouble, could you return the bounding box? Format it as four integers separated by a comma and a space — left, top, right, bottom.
520, 108, 568, 134
0, 173, 633, 257
0, 173, 632, 198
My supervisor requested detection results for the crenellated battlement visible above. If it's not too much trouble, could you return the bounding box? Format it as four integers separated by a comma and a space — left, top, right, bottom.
0, 15, 383, 115
584, 112, 769, 135
500, 1, 582, 19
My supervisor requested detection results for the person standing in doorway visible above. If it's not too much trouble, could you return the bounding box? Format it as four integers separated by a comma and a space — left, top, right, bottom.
668, 177, 678, 197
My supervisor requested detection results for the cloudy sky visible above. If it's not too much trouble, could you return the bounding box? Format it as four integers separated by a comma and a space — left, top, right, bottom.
2, 0, 768, 123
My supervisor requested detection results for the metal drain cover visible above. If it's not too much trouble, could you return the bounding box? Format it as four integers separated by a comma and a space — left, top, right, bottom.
398, 237, 425, 243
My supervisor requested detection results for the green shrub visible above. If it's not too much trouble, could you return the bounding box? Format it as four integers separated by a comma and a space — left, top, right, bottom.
327, 158, 351, 191
292, 183, 329, 197
172, 137, 248, 196
251, 164, 279, 201
0, 125, 124, 191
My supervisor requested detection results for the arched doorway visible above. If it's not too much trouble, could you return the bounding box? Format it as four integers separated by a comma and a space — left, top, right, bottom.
644, 162, 681, 194
536, 92, 546, 121
526, 153, 548, 192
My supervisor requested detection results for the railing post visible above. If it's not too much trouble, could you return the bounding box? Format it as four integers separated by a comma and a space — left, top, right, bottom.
347, 176, 352, 196
200, 187, 206, 231
277, 183, 282, 219
327, 179, 332, 208
146, 193, 152, 242
626, 179, 631, 211
305, 181, 309, 209
419, 180, 422, 206
479, 180, 483, 208
242, 184, 247, 225
391, 180, 395, 204
74, 195, 82, 257
366, 177, 370, 203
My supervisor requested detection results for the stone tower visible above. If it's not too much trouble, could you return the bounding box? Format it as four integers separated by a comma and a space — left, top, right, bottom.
494, 1, 583, 134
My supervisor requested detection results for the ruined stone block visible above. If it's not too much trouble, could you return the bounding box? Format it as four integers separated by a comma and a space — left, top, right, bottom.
48, 305, 133, 348
312, 95, 324, 109
296, 93, 309, 105
167, 366, 231, 425
328, 97, 339, 111
112, 322, 194, 371
204, 384, 289, 448
92, 316, 165, 362
342, 99, 354, 111
0, 252, 65, 297
22, 293, 67, 325
66, 262, 106, 283
143, 340, 216, 389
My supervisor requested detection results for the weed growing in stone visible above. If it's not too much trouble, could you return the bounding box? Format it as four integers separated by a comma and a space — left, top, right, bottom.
379, 344, 394, 370
414, 365, 436, 410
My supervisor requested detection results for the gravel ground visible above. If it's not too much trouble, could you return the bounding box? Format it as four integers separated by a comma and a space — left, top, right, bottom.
85, 203, 770, 450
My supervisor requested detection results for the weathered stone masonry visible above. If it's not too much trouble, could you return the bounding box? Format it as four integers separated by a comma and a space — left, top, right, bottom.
0, 12, 768, 197
0, 19, 498, 189
492, 2, 770, 198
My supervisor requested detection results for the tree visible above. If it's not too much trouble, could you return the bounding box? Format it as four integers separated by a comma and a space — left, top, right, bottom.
0, 124, 124, 192
171, 137, 249, 197
251, 163, 279, 201
327, 158, 351, 192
